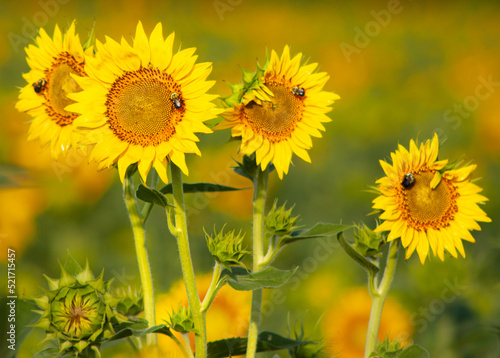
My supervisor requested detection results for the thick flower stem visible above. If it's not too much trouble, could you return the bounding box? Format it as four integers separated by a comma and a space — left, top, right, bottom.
364, 240, 399, 358
123, 174, 157, 346
170, 163, 207, 358
246, 168, 269, 358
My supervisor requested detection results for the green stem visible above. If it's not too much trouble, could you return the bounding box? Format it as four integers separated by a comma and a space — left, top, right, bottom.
170, 163, 206, 358
180, 333, 195, 358
364, 240, 399, 358
246, 167, 269, 358
200, 262, 222, 313
123, 174, 156, 346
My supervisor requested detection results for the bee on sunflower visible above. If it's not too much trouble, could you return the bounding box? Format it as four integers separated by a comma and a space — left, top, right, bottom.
218, 46, 340, 179
16, 20, 94, 159
66, 21, 222, 183
373, 134, 491, 264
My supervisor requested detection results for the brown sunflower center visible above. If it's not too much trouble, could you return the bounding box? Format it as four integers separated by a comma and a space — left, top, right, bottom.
242, 82, 304, 142
106, 67, 183, 147
401, 171, 458, 229
44, 52, 86, 127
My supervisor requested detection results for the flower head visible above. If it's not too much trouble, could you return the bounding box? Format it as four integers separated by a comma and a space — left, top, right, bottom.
15, 20, 93, 159
373, 134, 491, 264
67, 21, 221, 183
218, 46, 339, 179
32, 259, 126, 355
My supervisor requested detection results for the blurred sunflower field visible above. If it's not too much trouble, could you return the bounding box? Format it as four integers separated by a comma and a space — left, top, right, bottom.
1, 0, 500, 357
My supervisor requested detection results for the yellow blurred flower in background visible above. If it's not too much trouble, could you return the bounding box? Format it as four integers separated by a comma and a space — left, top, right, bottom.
15, 20, 91, 159
322, 287, 413, 358
0, 187, 46, 261
156, 273, 251, 355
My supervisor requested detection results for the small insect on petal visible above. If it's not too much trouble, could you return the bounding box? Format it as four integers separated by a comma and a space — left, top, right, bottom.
401, 173, 415, 188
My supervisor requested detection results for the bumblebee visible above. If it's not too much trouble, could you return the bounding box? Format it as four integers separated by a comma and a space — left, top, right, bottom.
171, 93, 183, 109
401, 173, 415, 188
32, 79, 47, 94
292, 86, 305, 96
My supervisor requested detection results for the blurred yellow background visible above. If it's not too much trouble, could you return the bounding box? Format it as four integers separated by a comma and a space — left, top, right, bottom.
1, 0, 499, 356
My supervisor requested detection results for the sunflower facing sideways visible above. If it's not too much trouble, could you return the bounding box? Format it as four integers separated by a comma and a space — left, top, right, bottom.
373, 134, 490, 264
218, 46, 340, 179
16, 21, 92, 159
67, 21, 221, 183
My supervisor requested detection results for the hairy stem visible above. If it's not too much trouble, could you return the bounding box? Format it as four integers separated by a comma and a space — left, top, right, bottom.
170, 163, 206, 358
123, 174, 156, 346
364, 240, 399, 357
246, 168, 269, 358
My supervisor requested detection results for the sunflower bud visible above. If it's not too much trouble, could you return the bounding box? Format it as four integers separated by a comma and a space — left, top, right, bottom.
372, 336, 403, 356
168, 306, 197, 334
114, 286, 144, 317
265, 200, 300, 238
354, 223, 385, 258
205, 226, 249, 268
32, 258, 121, 355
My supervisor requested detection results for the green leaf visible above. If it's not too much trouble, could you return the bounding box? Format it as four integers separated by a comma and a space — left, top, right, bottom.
282, 223, 352, 246
398, 345, 430, 358
136, 184, 171, 208
82, 21, 96, 51
159, 182, 247, 195
106, 322, 173, 342
337, 232, 379, 274
33, 348, 60, 358
207, 331, 311, 358
220, 266, 297, 291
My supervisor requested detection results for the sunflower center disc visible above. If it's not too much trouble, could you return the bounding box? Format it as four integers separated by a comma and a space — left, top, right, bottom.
405, 171, 453, 224
116, 80, 173, 135
49, 63, 81, 118
244, 83, 303, 141
45, 53, 85, 127
107, 68, 182, 146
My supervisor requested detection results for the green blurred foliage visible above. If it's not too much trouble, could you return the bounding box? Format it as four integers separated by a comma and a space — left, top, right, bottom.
1, 0, 500, 357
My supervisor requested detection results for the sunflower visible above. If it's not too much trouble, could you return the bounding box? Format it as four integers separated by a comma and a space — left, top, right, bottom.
16, 20, 92, 159
373, 133, 491, 264
217, 46, 339, 179
67, 22, 221, 183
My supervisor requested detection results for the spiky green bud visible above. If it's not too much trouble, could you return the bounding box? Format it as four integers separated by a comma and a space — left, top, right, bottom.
354, 223, 385, 258
265, 200, 300, 238
31, 257, 122, 356
370, 336, 403, 357
114, 287, 144, 317
168, 306, 197, 334
205, 226, 249, 268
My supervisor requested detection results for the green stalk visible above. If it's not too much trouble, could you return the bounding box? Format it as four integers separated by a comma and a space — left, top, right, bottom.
170, 163, 206, 358
123, 174, 156, 346
364, 240, 399, 357
200, 262, 222, 313
246, 167, 269, 358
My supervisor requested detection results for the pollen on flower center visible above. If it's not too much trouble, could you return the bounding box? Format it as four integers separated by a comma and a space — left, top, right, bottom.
402, 171, 458, 228
243, 83, 304, 142
45, 52, 86, 127
106, 67, 183, 147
